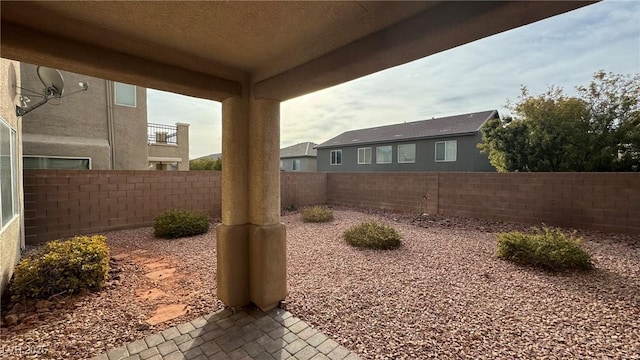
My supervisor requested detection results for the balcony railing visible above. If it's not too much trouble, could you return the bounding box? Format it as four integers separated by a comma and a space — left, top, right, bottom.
148, 123, 177, 145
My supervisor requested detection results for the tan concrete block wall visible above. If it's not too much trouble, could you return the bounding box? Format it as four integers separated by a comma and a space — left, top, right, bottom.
437, 172, 640, 233
23, 170, 222, 243
280, 172, 327, 207
327, 172, 438, 214
23, 171, 640, 244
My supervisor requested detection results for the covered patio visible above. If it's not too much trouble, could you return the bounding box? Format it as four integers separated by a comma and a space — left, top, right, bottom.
1, 1, 596, 357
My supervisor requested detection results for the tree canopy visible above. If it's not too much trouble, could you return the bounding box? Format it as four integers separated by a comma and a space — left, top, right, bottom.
479, 71, 640, 172
189, 157, 222, 171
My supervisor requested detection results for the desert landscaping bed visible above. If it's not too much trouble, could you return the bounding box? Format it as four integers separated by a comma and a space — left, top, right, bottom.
1, 207, 639, 359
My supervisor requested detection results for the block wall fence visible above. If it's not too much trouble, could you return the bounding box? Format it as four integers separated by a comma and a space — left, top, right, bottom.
23, 170, 639, 243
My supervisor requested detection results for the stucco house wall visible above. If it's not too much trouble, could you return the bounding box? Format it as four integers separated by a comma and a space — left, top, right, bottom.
0, 58, 24, 295
281, 157, 316, 172
317, 134, 494, 172
20, 63, 149, 170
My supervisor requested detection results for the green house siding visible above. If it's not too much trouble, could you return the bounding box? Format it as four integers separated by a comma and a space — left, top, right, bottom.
317, 134, 494, 172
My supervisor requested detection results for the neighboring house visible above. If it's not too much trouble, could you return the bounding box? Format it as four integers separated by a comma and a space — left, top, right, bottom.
1, 58, 24, 295
316, 110, 498, 172
280, 142, 317, 171
18, 63, 189, 171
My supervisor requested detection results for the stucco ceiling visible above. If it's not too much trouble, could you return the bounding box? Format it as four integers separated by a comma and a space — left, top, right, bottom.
1, 1, 595, 101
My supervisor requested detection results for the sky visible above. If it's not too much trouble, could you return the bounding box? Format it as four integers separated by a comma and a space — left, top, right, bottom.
147, 0, 640, 160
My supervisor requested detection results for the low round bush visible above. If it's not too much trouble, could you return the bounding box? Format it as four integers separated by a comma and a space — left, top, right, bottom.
10, 235, 110, 301
301, 206, 334, 223
496, 226, 593, 271
154, 209, 210, 239
344, 221, 402, 250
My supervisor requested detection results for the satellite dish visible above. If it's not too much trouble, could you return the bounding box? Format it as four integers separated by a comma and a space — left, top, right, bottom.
16, 66, 88, 117
37, 66, 65, 97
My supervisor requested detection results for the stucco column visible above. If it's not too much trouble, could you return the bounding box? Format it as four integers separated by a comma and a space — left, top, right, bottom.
248, 99, 286, 311
217, 95, 286, 311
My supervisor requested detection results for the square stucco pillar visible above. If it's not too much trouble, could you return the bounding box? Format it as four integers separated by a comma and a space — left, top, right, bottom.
217, 95, 286, 312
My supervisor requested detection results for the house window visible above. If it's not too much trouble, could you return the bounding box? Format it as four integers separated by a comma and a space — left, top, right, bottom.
398, 144, 416, 163
293, 159, 300, 171
280, 160, 284, 171
330, 150, 342, 165
23, 156, 91, 170
435, 140, 457, 162
376, 145, 392, 164
1, 118, 18, 229
357, 147, 371, 164
114, 82, 136, 107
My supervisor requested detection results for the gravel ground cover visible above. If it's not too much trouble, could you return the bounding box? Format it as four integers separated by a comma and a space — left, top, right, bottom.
1, 207, 638, 359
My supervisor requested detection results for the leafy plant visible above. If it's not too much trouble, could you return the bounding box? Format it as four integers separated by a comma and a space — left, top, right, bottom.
154, 209, 210, 239
496, 226, 593, 271
10, 235, 110, 300
344, 221, 402, 250
301, 206, 334, 223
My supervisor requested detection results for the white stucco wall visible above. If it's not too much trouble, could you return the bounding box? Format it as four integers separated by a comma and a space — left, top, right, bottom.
0, 58, 24, 295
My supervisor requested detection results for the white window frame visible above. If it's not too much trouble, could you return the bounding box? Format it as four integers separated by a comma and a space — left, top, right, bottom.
23, 155, 92, 170
330, 150, 342, 165
376, 145, 392, 164
435, 140, 457, 162
1, 117, 18, 230
114, 82, 137, 107
357, 147, 372, 165
397, 144, 416, 164
292, 159, 301, 171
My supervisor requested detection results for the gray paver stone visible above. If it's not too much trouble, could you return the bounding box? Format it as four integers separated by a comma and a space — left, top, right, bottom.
228, 347, 248, 360
188, 327, 206, 338
282, 317, 300, 327
307, 333, 328, 347
183, 347, 204, 360
242, 328, 266, 342
145, 334, 165, 348
242, 342, 266, 357
199, 340, 222, 356
343, 353, 360, 360
282, 332, 299, 344
177, 322, 197, 335
107, 346, 129, 360
253, 352, 276, 360
235, 315, 256, 327
191, 356, 208, 360
287, 321, 308, 334
210, 350, 232, 360
297, 327, 318, 341
162, 327, 182, 341
327, 346, 351, 360
268, 328, 286, 340
178, 337, 204, 352
163, 351, 186, 360
124, 356, 140, 360
316, 339, 339, 355
217, 318, 235, 329
216, 309, 233, 319
220, 336, 247, 353
90, 354, 108, 360
272, 349, 292, 360
127, 339, 148, 355
263, 338, 286, 354
296, 346, 320, 360
145, 356, 163, 360
284, 339, 307, 355
139, 347, 160, 360
202, 327, 226, 342
157, 341, 179, 356
190, 317, 208, 329
173, 334, 193, 346
310, 354, 330, 360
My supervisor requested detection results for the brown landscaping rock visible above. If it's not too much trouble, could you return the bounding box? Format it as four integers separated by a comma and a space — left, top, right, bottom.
135, 288, 168, 301
4, 314, 19, 326
145, 304, 189, 326
111, 253, 131, 261
144, 268, 176, 281
144, 261, 170, 271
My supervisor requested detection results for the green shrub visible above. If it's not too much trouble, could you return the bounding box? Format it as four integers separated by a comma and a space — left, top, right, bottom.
496, 226, 593, 271
301, 206, 334, 223
10, 235, 110, 300
344, 221, 402, 250
154, 209, 210, 239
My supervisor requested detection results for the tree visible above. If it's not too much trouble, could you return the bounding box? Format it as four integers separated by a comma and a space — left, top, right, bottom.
479, 71, 640, 172
189, 157, 222, 171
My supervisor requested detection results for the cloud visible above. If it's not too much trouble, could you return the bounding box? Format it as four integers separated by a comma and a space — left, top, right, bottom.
148, 1, 639, 158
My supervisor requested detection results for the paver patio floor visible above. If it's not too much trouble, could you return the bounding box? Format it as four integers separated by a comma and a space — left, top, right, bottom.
90, 307, 360, 360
